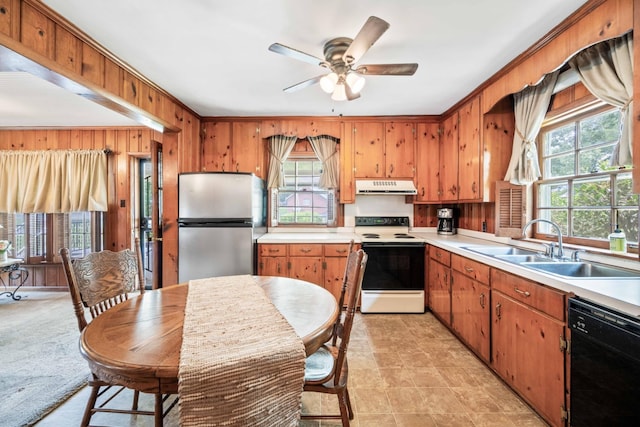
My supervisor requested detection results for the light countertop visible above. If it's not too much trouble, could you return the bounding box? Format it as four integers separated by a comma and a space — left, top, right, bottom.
258, 228, 640, 317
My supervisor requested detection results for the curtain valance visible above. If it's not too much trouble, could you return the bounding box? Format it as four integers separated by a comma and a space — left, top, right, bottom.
0, 150, 108, 213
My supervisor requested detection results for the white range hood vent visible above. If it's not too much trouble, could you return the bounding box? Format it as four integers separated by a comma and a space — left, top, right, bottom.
355, 179, 417, 195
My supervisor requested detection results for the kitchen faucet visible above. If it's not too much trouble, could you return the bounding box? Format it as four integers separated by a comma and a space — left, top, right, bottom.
522, 219, 564, 259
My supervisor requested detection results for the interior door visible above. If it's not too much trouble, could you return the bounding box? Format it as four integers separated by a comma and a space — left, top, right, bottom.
151, 140, 163, 289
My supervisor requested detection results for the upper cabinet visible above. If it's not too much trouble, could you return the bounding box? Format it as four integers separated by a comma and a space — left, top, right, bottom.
415, 122, 440, 202
439, 112, 459, 201
201, 121, 265, 179
353, 122, 415, 179
457, 97, 481, 201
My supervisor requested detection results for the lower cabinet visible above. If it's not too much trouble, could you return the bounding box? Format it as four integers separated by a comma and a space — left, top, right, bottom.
491, 269, 568, 427
258, 242, 353, 302
426, 246, 569, 427
450, 254, 490, 362
427, 245, 451, 326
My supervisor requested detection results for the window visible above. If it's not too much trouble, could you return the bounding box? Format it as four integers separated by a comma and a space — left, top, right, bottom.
0, 212, 105, 263
536, 105, 638, 247
272, 157, 336, 226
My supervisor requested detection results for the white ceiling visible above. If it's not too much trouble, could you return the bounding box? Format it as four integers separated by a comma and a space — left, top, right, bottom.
5, 0, 589, 127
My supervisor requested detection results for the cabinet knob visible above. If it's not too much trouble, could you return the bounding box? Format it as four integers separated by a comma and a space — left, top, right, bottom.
514, 287, 531, 297
495, 302, 502, 320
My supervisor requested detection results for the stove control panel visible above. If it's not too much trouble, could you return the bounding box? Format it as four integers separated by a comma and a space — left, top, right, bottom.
355, 216, 410, 227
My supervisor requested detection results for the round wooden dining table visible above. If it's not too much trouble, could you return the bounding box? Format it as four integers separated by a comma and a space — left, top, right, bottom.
79, 275, 339, 395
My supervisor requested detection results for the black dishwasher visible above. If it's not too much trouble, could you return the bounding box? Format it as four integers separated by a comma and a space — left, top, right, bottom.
568, 298, 640, 426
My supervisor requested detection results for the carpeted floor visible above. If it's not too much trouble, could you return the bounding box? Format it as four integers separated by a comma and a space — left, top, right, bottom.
0, 290, 90, 427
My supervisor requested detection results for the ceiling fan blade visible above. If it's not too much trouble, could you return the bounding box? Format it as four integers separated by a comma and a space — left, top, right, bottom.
342, 16, 390, 65
269, 43, 328, 68
355, 63, 419, 76
283, 75, 324, 93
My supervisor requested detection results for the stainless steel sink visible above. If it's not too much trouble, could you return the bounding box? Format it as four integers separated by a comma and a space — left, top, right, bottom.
462, 246, 540, 256
521, 262, 640, 279
494, 254, 551, 263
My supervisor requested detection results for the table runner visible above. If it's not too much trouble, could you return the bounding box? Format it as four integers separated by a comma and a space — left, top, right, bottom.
178, 275, 306, 426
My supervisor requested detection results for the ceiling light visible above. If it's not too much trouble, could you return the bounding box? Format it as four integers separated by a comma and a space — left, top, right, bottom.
320, 72, 338, 93
346, 73, 365, 93
331, 83, 347, 101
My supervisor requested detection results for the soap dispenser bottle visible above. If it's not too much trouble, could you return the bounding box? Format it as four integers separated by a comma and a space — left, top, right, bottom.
609, 211, 627, 253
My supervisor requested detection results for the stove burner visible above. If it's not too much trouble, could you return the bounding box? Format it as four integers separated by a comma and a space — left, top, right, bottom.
362, 233, 380, 238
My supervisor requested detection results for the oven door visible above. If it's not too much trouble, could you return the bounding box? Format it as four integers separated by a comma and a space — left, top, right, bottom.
360, 243, 425, 291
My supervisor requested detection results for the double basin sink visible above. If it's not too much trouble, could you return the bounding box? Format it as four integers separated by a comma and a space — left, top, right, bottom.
463, 245, 640, 279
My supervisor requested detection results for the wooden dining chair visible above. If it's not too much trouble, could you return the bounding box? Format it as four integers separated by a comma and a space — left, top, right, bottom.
302, 248, 367, 426
60, 238, 176, 427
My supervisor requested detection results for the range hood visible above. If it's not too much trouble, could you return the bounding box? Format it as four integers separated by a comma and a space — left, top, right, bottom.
355, 179, 418, 195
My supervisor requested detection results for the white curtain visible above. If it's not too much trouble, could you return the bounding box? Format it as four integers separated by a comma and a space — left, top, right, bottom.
307, 135, 339, 189
568, 32, 633, 166
0, 150, 108, 213
504, 71, 559, 184
266, 135, 297, 189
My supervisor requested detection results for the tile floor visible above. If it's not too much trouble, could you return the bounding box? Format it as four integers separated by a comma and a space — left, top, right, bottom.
36, 312, 549, 426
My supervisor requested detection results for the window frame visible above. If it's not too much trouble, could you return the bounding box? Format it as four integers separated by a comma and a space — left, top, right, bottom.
271, 152, 337, 228
534, 102, 637, 250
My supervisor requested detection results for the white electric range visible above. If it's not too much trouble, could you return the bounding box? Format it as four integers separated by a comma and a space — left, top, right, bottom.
355, 216, 425, 313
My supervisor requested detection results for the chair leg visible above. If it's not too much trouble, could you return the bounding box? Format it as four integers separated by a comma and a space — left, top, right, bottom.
155, 393, 163, 427
337, 389, 351, 427
345, 387, 354, 420
132, 390, 140, 410
81, 384, 100, 427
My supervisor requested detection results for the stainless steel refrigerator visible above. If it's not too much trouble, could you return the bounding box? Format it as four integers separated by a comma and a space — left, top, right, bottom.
178, 172, 266, 282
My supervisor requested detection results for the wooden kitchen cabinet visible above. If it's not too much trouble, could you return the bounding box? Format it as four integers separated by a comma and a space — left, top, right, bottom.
231, 121, 264, 178
450, 254, 490, 362
491, 269, 567, 427
415, 122, 440, 202
439, 113, 459, 201
428, 246, 451, 326
201, 121, 265, 179
457, 96, 481, 201
258, 244, 287, 277
288, 243, 324, 285
258, 243, 353, 301
323, 243, 353, 303
384, 121, 415, 178
353, 121, 415, 179
353, 122, 385, 178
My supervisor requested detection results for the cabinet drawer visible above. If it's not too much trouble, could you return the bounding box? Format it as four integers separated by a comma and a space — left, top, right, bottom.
491, 268, 566, 321
324, 243, 353, 257
429, 245, 451, 267
259, 244, 287, 257
288, 244, 323, 256
451, 254, 490, 285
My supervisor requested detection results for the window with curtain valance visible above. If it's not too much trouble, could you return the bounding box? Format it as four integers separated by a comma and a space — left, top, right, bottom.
267, 135, 339, 226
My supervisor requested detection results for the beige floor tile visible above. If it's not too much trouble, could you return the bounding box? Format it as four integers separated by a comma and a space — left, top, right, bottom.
385, 387, 432, 414
436, 366, 481, 387
378, 367, 416, 388
407, 367, 449, 388
450, 386, 502, 414
357, 413, 398, 426
417, 387, 466, 414
394, 413, 438, 427
351, 387, 393, 414
467, 412, 518, 426
430, 413, 476, 426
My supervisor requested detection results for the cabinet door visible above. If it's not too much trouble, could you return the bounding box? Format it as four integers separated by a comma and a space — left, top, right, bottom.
201, 121, 231, 172
415, 122, 440, 202
353, 122, 385, 178
439, 113, 459, 201
384, 122, 415, 178
259, 256, 287, 277
451, 271, 490, 362
428, 259, 451, 326
289, 256, 324, 286
457, 97, 481, 201
324, 256, 346, 303
492, 291, 566, 427
232, 122, 264, 177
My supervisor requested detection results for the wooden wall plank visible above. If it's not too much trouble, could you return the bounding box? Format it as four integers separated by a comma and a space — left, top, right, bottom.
19, 2, 54, 59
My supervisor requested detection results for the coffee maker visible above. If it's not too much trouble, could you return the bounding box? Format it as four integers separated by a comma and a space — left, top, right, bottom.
437, 208, 457, 235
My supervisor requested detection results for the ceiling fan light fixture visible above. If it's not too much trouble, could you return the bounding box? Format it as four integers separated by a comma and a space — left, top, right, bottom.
319, 72, 338, 93
331, 83, 347, 101
346, 73, 365, 93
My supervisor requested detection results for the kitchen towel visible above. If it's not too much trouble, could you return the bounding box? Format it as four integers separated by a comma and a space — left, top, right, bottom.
178, 275, 305, 426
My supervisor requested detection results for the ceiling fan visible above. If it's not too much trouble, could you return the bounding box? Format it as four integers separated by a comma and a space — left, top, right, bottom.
268, 16, 418, 101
